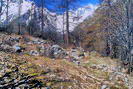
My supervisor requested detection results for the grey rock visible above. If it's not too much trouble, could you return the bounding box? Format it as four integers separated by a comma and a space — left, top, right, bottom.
32, 39, 47, 45
48, 45, 67, 59
13, 44, 21, 52
98, 64, 108, 71
29, 50, 40, 56
90, 64, 97, 69
37, 45, 45, 55
101, 85, 109, 89
70, 48, 85, 60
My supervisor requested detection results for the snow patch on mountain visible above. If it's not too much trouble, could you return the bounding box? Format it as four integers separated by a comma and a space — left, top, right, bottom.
0, 0, 32, 25
56, 4, 98, 32
0, 0, 97, 34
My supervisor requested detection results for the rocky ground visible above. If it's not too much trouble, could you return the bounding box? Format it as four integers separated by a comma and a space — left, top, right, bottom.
0, 32, 132, 89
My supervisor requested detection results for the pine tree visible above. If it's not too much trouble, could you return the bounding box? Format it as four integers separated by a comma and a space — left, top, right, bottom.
18, 0, 22, 34
41, 0, 44, 32
6, 0, 9, 23
125, 0, 133, 74
0, 0, 3, 15
60, 0, 80, 45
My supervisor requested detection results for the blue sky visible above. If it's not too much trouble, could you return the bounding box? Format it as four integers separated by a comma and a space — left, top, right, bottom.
29, 0, 99, 13
77, 0, 99, 5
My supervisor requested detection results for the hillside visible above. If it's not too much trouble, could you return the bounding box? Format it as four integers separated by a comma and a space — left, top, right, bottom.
0, 0, 133, 89
0, 0, 97, 33
0, 32, 131, 89
73, 0, 130, 58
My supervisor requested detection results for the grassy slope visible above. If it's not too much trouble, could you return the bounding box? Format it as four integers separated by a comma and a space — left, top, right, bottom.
0, 33, 128, 89
0, 51, 128, 89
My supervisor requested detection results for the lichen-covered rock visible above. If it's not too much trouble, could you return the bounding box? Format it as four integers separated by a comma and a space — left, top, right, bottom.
37, 45, 46, 55
47, 45, 67, 59
29, 50, 40, 56
32, 39, 47, 45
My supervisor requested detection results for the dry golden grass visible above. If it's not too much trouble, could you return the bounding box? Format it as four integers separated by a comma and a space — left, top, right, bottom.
0, 50, 127, 89
0, 33, 128, 89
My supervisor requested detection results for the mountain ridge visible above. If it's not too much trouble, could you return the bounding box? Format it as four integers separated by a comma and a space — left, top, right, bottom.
0, 0, 97, 33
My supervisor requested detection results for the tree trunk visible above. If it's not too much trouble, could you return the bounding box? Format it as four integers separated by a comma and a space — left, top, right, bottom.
62, 13, 65, 44
126, 0, 133, 74
18, 0, 22, 35
6, 0, 9, 22
6, 0, 9, 32
41, 0, 44, 33
66, 0, 70, 45
0, 0, 3, 15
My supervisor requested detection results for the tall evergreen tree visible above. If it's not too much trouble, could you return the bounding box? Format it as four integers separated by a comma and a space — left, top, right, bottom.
56, 0, 81, 45
41, 0, 44, 32
0, 0, 3, 16
18, 0, 22, 34
125, 0, 133, 74
6, 0, 9, 23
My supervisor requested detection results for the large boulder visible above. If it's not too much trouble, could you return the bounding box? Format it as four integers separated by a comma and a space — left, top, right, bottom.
47, 45, 67, 59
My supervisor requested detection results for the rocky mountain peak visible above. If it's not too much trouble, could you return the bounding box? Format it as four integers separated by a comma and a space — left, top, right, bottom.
0, 0, 98, 33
